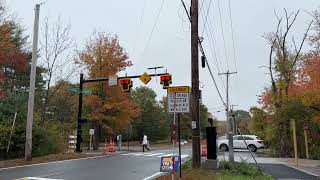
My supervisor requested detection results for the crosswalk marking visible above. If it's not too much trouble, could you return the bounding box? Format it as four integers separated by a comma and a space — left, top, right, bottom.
181, 154, 189, 159
157, 153, 174, 157
15, 178, 62, 180
145, 153, 165, 157
121, 152, 190, 159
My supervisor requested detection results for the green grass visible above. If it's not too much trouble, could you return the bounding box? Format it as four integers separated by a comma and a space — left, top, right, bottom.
179, 160, 274, 180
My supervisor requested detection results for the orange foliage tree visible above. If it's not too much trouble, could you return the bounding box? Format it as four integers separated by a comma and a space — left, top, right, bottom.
77, 32, 140, 143
0, 18, 27, 97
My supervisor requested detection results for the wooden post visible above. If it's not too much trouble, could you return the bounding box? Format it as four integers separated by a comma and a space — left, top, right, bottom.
291, 119, 298, 166
304, 129, 309, 159
191, 0, 201, 168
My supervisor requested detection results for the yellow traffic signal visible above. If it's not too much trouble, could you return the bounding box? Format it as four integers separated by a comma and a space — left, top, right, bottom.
160, 74, 172, 89
119, 78, 133, 92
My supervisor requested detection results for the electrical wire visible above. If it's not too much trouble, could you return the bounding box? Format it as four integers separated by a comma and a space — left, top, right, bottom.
217, 0, 230, 70
199, 0, 226, 91
179, 0, 227, 108
126, 0, 147, 76
131, 0, 147, 57
139, 0, 165, 63
201, 0, 212, 36
228, 0, 237, 72
227, 0, 238, 106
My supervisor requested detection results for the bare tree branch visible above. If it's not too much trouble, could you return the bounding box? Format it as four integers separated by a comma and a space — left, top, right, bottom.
292, 20, 313, 67
39, 16, 75, 125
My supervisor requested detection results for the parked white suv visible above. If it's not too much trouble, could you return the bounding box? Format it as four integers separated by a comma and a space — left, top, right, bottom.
217, 135, 264, 152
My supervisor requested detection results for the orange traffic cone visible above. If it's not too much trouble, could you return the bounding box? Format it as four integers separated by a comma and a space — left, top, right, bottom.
102, 140, 108, 155
108, 138, 115, 153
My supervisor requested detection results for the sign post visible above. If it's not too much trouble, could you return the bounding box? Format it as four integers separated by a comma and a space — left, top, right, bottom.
89, 129, 94, 151
167, 86, 190, 179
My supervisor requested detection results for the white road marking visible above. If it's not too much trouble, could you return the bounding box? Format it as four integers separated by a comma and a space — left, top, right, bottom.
142, 172, 164, 180
181, 154, 189, 159
145, 153, 165, 157
0, 155, 108, 171
15, 178, 63, 180
157, 153, 173, 157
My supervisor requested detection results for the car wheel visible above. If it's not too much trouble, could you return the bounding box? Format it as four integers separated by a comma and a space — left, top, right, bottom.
220, 144, 229, 152
248, 144, 257, 152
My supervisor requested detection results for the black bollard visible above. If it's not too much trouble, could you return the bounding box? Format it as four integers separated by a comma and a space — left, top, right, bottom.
206, 126, 217, 160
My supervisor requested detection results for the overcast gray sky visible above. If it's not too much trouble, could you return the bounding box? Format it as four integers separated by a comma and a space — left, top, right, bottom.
7, 0, 320, 120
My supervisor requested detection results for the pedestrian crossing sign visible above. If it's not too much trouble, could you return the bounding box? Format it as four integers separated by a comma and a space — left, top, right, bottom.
139, 72, 152, 84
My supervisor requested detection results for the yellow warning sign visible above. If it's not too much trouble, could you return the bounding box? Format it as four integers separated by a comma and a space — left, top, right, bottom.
167, 86, 190, 93
139, 72, 152, 84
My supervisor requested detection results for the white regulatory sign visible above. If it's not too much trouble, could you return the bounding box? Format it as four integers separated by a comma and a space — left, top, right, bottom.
89, 129, 94, 135
109, 75, 118, 86
168, 92, 190, 113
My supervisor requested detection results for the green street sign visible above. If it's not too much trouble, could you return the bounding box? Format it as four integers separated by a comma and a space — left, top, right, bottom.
70, 87, 92, 94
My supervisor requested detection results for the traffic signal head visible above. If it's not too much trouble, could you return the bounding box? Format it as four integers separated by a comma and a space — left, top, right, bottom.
160, 74, 172, 89
119, 78, 133, 92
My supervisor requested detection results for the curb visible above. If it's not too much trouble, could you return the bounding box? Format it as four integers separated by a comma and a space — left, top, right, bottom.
285, 164, 320, 178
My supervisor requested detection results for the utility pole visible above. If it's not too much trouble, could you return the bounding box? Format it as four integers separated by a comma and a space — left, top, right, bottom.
25, 4, 40, 161
191, 0, 201, 168
219, 70, 237, 162
230, 104, 238, 135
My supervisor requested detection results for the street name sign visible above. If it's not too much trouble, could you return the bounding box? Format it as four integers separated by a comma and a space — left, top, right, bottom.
167, 86, 190, 113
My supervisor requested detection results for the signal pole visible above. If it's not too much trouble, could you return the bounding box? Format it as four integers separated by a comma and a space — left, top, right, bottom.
25, 4, 40, 161
191, 0, 201, 168
219, 70, 237, 162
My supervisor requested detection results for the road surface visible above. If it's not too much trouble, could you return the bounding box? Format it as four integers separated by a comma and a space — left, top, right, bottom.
0, 148, 318, 180
0, 148, 191, 180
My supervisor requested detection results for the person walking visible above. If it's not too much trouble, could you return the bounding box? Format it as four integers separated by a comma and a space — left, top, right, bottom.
142, 135, 150, 152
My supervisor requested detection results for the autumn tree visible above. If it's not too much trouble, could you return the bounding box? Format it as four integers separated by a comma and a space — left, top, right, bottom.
39, 17, 76, 125
262, 9, 313, 157
77, 32, 139, 148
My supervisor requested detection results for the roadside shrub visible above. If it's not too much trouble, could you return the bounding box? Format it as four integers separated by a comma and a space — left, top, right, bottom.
219, 160, 262, 177
32, 123, 65, 157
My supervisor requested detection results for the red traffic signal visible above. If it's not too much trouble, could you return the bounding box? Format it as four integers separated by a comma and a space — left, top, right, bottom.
160, 74, 172, 89
119, 78, 133, 92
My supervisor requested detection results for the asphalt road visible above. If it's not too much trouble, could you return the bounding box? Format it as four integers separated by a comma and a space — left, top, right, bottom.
0, 148, 191, 180
0, 148, 318, 180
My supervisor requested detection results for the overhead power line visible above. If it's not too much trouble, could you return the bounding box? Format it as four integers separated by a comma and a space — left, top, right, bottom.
201, 0, 212, 35
199, 0, 226, 91
228, 0, 237, 72
217, 0, 230, 70
180, 0, 227, 107
139, 0, 165, 64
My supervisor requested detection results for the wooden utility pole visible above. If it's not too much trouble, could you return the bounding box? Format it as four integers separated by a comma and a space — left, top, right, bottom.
303, 123, 309, 159
191, 0, 201, 168
25, 4, 40, 161
291, 119, 298, 166
304, 129, 309, 159
219, 70, 237, 162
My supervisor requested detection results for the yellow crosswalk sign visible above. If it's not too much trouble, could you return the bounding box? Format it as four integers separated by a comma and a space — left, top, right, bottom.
139, 72, 152, 84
